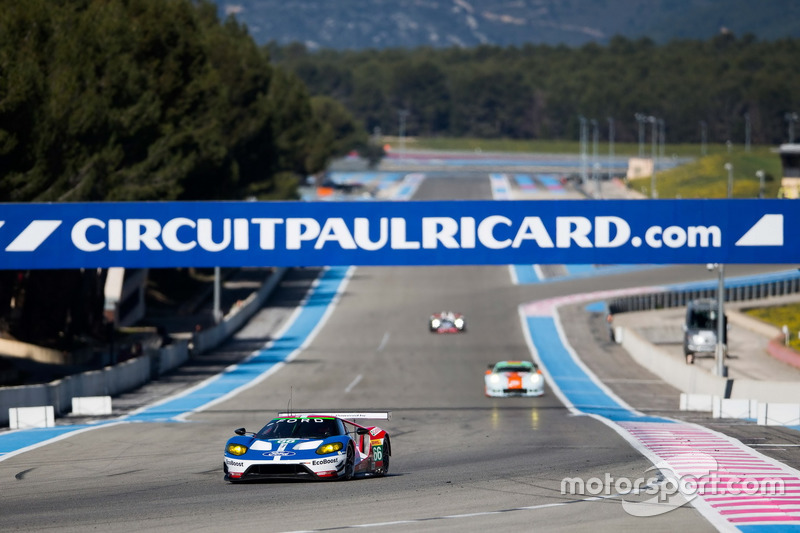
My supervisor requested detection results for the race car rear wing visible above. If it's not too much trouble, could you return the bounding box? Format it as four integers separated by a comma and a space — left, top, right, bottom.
277, 411, 392, 421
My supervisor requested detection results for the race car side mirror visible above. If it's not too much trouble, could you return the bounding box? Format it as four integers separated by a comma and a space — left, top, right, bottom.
487, 364, 494, 370
234, 427, 247, 435
356, 428, 370, 435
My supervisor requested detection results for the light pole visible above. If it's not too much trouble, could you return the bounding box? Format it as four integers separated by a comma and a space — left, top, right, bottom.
700, 121, 707, 156
745, 113, 751, 152
635, 113, 646, 157
213, 266, 222, 324
786, 112, 798, 143
724, 162, 733, 198
607, 117, 614, 182
591, 119, 599, 196
579, 116, 588, 184
593, 163, 602, 198
708, 263, 728, 377
756, 170, 765, 199
713, 160, 734, 373
658, 118, 665, 161
649, 116, 657, 198
398, 109, 409, 158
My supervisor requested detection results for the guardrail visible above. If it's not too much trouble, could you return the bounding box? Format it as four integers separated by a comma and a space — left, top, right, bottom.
608, 269, 800, 314
0, 267, 288, 427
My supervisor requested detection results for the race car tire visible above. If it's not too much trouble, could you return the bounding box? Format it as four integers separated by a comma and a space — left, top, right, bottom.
340, 445, 355, 481
375, 437, 390, 477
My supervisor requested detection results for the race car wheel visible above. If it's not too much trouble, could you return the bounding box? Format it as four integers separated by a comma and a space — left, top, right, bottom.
340, 445, 355, 481
375, 437, 390, 477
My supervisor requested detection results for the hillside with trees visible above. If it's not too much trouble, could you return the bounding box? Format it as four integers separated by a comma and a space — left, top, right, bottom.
269, 33, 800, 146
221, 0, 800, 49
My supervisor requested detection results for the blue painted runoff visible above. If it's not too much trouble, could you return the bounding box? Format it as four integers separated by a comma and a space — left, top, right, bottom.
512, 264, 541, 284
525, 316, 669, 424
513, 264, 662, 285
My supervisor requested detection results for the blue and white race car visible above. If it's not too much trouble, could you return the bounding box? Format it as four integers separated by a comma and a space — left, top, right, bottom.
223, 412, 391, 482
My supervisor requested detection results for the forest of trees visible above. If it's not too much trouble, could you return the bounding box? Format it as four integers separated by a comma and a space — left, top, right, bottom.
0, 0, 367, 204
269, 33, 800, 146
0, 0, 368, 354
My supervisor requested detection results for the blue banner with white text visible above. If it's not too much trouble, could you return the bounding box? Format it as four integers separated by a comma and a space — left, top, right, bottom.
0, 199, 795, 268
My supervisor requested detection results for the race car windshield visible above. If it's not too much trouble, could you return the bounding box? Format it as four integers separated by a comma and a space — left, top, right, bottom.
494, 364, 533, 373
256, 418, 341, 439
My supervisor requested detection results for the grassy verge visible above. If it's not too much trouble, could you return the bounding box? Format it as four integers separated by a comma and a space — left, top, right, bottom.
406, 136, 773, 158
743, 304, 800, 351
627, 148, 782, 199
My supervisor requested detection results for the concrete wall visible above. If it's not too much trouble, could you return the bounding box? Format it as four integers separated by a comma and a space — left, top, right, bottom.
620, 326, 800, 404
1, 355, 152, 425
1, 267, 287, 427
619, 327, 730, 397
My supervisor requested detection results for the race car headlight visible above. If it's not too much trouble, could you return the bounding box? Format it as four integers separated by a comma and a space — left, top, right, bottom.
227, 443, 248, 456
431, 319, 441, 327
454, 318, 464, 328
530, 373, 542, 384
489, 374, 502, 384
316, 442, 343, 455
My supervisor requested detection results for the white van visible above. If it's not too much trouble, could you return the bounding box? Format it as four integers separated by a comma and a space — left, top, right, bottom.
682, 298, 727, 364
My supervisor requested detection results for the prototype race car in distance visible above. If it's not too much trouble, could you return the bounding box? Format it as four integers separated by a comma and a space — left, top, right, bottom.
485, 360, 545, 397
224, 412, 391, 482
429, 311, 466, 333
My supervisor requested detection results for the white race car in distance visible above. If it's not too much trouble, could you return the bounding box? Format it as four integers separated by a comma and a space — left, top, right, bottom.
429, 311, 466, 333
484, 360, 544, 397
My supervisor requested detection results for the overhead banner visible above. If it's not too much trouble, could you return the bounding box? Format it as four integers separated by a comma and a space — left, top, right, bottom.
0, 199, 795, 268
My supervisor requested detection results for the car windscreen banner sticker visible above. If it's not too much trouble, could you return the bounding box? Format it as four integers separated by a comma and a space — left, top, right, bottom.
0, 199, 795, 269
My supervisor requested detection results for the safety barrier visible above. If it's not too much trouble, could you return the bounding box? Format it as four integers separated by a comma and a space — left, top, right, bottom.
0, 267, 287, 427
608, 270, 800, 314
0, 355, 154, 426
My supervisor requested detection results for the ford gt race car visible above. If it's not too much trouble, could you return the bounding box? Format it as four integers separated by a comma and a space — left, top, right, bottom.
429, 311, 466, 333
484, 360, 545, 397
223, 412, 391, 482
